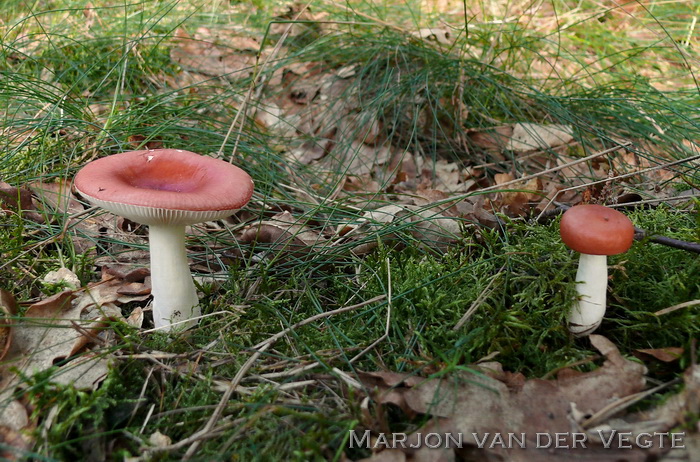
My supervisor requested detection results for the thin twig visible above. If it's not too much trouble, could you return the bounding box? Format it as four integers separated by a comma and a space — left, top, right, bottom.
535, 152, 700, 221
634, 229, 700, 254
581, 379, 680, 429
453, 269, 503, 331
654, 299, 700, 316
181, 342, 271, 459
252, 294, 386, 351
138, 403, 155, 435
222, 2, 313, 162
178, 294, 386, 458
480, 142, 632, 192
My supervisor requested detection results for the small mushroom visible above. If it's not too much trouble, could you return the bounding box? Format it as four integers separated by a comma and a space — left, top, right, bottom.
559, 204, 634, 336
74, 149, 254, 332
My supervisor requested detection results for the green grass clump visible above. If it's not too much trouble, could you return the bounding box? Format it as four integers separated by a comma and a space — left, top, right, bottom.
10, 206, 696, 459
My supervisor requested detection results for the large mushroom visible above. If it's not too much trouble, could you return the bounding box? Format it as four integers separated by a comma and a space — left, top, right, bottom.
74, 149, 254, 332
559, 204, 634, 336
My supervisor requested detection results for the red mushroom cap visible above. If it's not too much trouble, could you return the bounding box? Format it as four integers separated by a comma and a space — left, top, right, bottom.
74, 149, 254, 226
560, 204, 634, 255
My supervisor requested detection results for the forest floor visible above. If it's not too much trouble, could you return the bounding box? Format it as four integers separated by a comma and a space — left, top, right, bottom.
0, 0, 699, 460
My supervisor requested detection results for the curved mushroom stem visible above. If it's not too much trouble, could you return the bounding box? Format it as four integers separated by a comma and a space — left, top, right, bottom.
148, 224, 200, 331
567, 253, 607, 337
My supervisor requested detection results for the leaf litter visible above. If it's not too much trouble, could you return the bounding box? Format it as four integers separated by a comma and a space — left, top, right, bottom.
163, 14, 693, 234
355, 335, 695, 461
0, 269, 151, 455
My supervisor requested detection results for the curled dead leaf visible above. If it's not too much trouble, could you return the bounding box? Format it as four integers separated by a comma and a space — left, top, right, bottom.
169, 27, 261, 80
467, 125, 513, 154
633, 347, 684, 363
340, 204, 461, 254
0, 182, 44, 223
494, 174, 544, 216
506, 123, 574, 152
126, 307, 144, 328
240, 211, 326, 260
411, 28, 454, 45
101, 264, 150, 283
356, 335, 653, 460
43, 267, 81, 290
5, 290, 115, 390
28, 180, 83, 217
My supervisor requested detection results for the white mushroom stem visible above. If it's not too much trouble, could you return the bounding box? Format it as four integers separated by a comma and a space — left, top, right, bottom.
148, 224, 200, 331
567, 253, 608, 337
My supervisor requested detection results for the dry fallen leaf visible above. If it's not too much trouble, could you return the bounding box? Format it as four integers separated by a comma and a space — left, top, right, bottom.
340, 204, 461, 255
467, 125, 514, 154
0, 182, 44, 223
0, 423, 33, 461
43, 267, 81, 290
355, 335, 662, 461
633, 347, 684, 363
410, 207, 462, 251
411, 28, 454, 45
0, 287, 117, 459
169, 27, 263, 80
417, 158, 475, 193
240, 211, 327, 260
5, 290, 112, 390
494, 174, 543, 216
149, 430, 172, 448
506, 123, 574, 152
29, 180, 83, 217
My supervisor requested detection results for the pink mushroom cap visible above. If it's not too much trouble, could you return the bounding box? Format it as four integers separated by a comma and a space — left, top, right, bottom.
74, 149, 254, 225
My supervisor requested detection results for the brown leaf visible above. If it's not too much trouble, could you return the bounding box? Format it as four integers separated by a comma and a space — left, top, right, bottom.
410, 208, 462, 251
126, 307, 144, 328
506, 123, 574, 152
418, 159, 474, 193
5, 290, 113, 390
342, 174, 383, 196
42, 267, 81, 290
46, 353, 110, 390
240, 211, 326, 259
411, 28, 454, 45
494, 175, 543, 217
357, 335, 654, 460
0, 182, 44, 223
632, 365, 700, 432
101, 264, 150, 283
116, 282, 151, 296
23, 290, 75, 319
455, 195, 500, 229
634, 347, 684, 363
74, 276, 144, 312
288, 141, 328, 165
169, 27, 261, 80
0, 424, 33, 461
127, 134, 163, 150
28, 180, 83, 217
467, 125, 513, 153
340, 205, 461, 255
